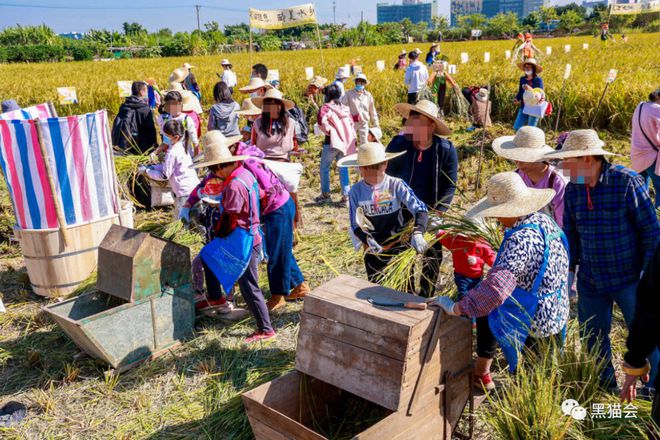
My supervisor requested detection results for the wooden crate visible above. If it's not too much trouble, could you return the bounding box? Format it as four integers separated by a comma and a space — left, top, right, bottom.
243, 369, 471, 440
295, 275, 472, 412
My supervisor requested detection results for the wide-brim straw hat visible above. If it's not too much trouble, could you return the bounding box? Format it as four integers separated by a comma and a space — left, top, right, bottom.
251, 88, 295, 111
543, 129, 615, 160
335, 67, 350, 79
165, 82, 185, 94
181, 91, 203, 114
492, 126, 555, 163
169, 67, 189, 84
238, 77, 273, 92
193, 131, 247, 169
354, 73, 369, 85
338, 142, 405, 168
517, 58, 543, 74
400, 49, 407, 56
183, 63, 195, 70
220, 58, 232, 66
309, 75, 328, 88
466, 171, 556, 219
395, 100, 452, 136
235, 98, 262, 116
414, 48, 423, 54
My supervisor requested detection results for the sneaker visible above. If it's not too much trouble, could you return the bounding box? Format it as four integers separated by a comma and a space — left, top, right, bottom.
216, 301, 235, 314
287, 282, 310, 301
195, 297, 227, 312
245, 330, 276, 344
474, 373, 496, 392
314, 193, 332, 204
267, 294, 286, 311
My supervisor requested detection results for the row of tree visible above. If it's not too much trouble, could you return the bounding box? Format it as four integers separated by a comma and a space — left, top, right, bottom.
0, 3, 657, 63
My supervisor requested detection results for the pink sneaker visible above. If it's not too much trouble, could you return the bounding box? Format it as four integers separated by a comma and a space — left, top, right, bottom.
474, 373, 496, 392
244, 330, 276, 344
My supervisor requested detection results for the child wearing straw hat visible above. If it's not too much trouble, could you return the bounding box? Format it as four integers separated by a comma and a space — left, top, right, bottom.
394, 49, 407, 71
492, 126, 566, 227
338, 142, 429, 288
543, 129, 660, 393
435, 171, 570, 388
192, 131, 275, 343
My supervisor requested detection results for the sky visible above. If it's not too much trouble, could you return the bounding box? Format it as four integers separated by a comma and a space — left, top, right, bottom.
0, 0, 573, 33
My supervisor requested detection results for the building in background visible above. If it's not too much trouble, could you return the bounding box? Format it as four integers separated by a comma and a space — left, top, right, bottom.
450, 0, 483, 25
377, 0, 434, 25
452, 0, 547, 24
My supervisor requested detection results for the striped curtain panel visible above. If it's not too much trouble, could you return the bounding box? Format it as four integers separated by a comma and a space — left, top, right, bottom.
0, 110, 118, 230
0, 103, 55, 121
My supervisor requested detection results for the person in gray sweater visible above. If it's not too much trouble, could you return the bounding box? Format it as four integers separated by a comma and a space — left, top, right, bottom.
208, 81, 240, 137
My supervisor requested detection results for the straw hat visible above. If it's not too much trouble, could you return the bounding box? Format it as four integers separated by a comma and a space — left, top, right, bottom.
337, 142, 405, 168
181, 92, 203, 114
543, 129, 615, 160
492, 126, 555, 163
466, 172, 556, 219
193, 131, 247, 169
475, 88, 489, 103
220, 58, 232, 66
394, 100, 452, 136
238, 77, 273, 93
354, 73, 369, 85
309, 75, 328, 88
168, 68, 189, 84
431, 43, 438, 47
251, 88, 295, 111
235, 98, 262, 116
335, 67, 350, 80
517, 58, 543, 74
182, 63, 195, 70
400, 49, 407, 56
368, 126, 383, 141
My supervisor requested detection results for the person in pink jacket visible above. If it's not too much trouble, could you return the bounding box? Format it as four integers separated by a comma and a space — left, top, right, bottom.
631, 89, 660, 208
315, 83, 357, 205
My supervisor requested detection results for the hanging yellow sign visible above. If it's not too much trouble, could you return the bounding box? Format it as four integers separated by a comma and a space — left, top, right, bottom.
249, 4, 317, 30
611, 1, 660, 15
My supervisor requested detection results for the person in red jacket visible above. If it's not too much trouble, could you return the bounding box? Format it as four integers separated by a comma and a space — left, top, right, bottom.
439, 230, 497, 390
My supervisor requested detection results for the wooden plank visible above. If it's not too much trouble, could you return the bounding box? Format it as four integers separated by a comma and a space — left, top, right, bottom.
246, 416, 292, 440
242, 395, 326, 440
299, 313, 409, 360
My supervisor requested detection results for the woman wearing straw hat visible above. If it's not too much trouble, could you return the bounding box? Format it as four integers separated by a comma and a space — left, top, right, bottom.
543, 129, 660, 392
341, 73, 380, 146
425, 42, 439, 66
387, 99, 456, 297
338, 142, 429, 288
220, 59, 237, 91
239, 77, 273, 98
193, 131, 275, 343
181, 63, 201, 100
435, 171, 570, 386
393, 49, 407, 71
208, 81, 240, 137
235, 98, 262, 134
492, 126, 566, 227
513, 58, 544, 131
250, 89, 296, 161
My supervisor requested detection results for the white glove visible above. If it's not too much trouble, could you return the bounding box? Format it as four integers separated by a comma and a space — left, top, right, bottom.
411, 232, 428, 254
137, 165, 148, 175
366, 236, 383, 254
149, 152, 159, 164
436, 296, 458, 316
428, 214, 442, 232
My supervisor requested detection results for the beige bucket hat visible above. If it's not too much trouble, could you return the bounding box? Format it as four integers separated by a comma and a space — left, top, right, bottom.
400, 49, 407, 56
466, 171, 556, 219
182, 63, 195, 70
543, 129, 614, 160
238, 77, 273, 93
492, 126, 555, 163
251, 88, 295, 111
517, 58, 543, 74
235, 98, 262, 117
475, 88, 490, 103
395, 100, 452, 136
309, 75, 328, 88
169, 68, 189, 84
354, 73, 369, 85
220, 58, 232, 66
193, 131, 247, 169
338, 142, 405, 168
181, 92, 203, 114
335, 67, 350, 80
414, 48, 423, 54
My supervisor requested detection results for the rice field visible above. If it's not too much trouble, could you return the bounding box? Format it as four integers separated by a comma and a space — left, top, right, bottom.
0, 33, 658, 439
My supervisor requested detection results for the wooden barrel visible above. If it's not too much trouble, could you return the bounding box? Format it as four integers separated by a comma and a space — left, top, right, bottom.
14, 214, 119, 298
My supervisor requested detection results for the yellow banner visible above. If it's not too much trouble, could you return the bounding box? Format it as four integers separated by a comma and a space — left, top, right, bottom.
611, 1, 660, 15
249, 4, 317, 29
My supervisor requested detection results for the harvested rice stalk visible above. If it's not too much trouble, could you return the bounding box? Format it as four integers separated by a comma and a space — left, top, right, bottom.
376, 231, 439, 293
114, 154, 150, 206
137, 219, 204, 249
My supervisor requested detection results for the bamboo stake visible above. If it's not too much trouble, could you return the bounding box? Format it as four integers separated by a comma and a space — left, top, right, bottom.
474, 83, 491, 194
590, 81, 610, 128
35, 119, 70, 246
47, 100, 58, 118
249, 27, 254, 67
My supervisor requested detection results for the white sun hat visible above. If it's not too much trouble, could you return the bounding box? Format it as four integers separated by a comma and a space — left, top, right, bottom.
466, 171, 556, 219
354, 73, 369, 85
220, 58, 232, 66
335, 66, 350, 79
337, 142, 405, 168
168, 68, 189, 84
542, 129, 615, 160
193, 131, 247, 169
492, 126, 555, 163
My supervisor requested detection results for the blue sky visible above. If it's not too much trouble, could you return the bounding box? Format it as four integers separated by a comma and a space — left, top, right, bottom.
0, 0, 569, 33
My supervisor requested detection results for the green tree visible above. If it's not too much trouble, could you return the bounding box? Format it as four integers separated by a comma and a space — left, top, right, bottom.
486, 12, 519, 37
458, 13, 488, 35
401, 18, 414, 41
122, 22, 146, 36
523, 11, 541, 29
538, 6, 559, 24
224, 23, 250, 43
559, 9, 584, 33
431, 15, 450, 32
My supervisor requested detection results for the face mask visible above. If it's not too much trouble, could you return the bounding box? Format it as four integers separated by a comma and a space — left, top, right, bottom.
525, 69, 533, 76
355, 84, 365, 92
574, 175, 586, 184
162, 135, 172, 146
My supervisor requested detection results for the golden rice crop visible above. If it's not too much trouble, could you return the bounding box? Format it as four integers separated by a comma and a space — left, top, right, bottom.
0, 33, 657, 133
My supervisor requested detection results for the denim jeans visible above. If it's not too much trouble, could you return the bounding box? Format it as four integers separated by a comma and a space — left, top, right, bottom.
513, 108, 539, 131
454, 273, 497, 359
262, 198, 305, 296
320, 144, 350, 195
578, 279, 660, 389
642, 163, 660, 208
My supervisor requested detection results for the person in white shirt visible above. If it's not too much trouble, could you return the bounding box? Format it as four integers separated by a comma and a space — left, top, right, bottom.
341, 73, 380, 146
220, 59, 237, 91
404, 51, 429, 105
332, 66, 350, 97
